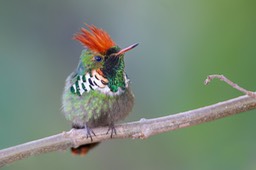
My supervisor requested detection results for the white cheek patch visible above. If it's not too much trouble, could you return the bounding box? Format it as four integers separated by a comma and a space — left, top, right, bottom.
70, 70, 128, 96
91, 69, 108, 88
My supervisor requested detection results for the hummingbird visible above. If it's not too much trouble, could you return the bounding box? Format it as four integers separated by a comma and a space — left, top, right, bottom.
62, 24, 138, 155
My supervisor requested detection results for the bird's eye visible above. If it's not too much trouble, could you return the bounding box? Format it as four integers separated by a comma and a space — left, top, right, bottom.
94, 56, 102, 62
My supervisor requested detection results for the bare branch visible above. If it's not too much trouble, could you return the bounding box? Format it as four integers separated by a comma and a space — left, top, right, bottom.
205, 74, 256, 98
1, 94, 256, 168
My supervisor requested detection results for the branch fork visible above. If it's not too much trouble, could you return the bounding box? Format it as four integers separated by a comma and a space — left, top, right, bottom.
205, 74, 256, 98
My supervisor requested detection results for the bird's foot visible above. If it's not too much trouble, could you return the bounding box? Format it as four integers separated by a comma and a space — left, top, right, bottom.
85, 125, 96, 141
106, 123, 117, 138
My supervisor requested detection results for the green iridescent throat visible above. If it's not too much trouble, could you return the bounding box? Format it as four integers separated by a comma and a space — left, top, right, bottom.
104, 55, 126, 92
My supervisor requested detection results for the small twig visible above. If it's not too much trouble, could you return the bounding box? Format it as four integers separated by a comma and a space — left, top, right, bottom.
205, 74, 256, 98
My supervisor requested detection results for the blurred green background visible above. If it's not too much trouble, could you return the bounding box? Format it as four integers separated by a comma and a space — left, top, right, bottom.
1, 0, 256, 170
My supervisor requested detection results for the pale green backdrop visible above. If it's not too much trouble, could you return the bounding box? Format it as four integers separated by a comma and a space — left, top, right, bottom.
1, 0, 256, 170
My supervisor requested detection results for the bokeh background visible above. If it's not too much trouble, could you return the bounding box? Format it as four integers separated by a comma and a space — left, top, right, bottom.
1, 0, 256, 170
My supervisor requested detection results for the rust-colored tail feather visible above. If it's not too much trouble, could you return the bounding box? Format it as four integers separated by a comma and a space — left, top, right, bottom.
71, 143, 100, 155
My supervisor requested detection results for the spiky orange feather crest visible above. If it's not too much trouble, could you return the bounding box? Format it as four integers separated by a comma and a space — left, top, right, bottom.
74, 24, 116, 54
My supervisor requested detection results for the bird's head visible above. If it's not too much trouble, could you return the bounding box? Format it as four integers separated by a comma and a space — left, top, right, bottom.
74, 24, 138, 79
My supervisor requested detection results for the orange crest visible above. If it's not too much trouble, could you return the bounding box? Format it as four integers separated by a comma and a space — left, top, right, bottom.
74, 24, 116, 54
